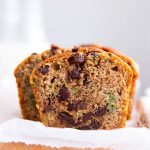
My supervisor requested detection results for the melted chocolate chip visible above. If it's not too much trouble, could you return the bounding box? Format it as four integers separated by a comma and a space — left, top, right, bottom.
72, 48, 79, 52
77, 125, 91, 130
82, 112, 93, 122
68, 66, 80, 79
58, 112, 74, 124
38, 65, 49, 75
78, 121, 100, 130
67, 101, 86, 111
91, 121, 100, 129
67, 103, 77, 111
59, 86, 69, 101
68, 54, 85, 64
112, 66, 118, 71
94, 106, 107, 117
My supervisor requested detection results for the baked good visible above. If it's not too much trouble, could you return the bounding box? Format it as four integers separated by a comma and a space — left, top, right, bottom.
14, 45, 66, 121
30, 47, 133, 129
80, 44, 138, 119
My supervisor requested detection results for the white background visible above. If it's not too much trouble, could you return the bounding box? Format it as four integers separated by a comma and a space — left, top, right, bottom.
0, 0, 150, 94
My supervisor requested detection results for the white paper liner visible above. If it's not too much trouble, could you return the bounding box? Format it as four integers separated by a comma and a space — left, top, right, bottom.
0, 118, 150, 150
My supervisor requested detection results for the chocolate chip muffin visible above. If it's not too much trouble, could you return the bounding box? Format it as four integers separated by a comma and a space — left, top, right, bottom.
80, 44, 138, 119
30, 47, 133, 129
14, 45, 66, 121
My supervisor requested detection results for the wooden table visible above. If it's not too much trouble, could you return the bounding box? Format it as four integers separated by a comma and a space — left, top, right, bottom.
0, 143, 106, 150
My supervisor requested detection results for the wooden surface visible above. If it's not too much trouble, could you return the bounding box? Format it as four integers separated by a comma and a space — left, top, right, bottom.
0, 143, 107, 150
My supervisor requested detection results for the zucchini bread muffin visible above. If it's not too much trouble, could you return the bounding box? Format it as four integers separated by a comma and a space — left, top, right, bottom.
14, 45, 66, 121
80, 44, 138, 119
30, 47, 133, 129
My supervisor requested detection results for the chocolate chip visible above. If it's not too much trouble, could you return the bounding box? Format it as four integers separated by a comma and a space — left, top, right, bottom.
59, 86, 69, 101
58, 112, 74, 124
89, 52, 99, 57
108, 53, 112, 57
70, 70, 80, 79
73, 121, 80, 126
51, 44, 63, 55
51, 45, 59, 55
45, 65, 49, 68
51, 62, 60, 71
67, 103, 77, 111
112, 66, 118, 71
94, 106, 107, 117
78, 121, 100, 130
83, 74, 90, 85
67, 101, 86, 111
68, 66, 80, 79
51, 77, 55, 83
68, 54, 85, 64
38, 65, 49, 75
82, 112, 93, 122
117, 89, 122, 96
32, 52, 38, 55
72, 48, 79, 52
91, 121, 100, 129
77, 125, 91, 130
43, 77, 46, 81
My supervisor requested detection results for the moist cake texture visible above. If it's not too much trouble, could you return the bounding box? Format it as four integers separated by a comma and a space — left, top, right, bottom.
80, 44, 138, 119
14, 45, 66, 121
30, 47, 133, 129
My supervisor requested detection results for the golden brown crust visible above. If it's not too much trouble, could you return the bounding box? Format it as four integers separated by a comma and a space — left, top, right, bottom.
31, 47, 133, 129
14, 54, 42, 121
80, 44, 138, 119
